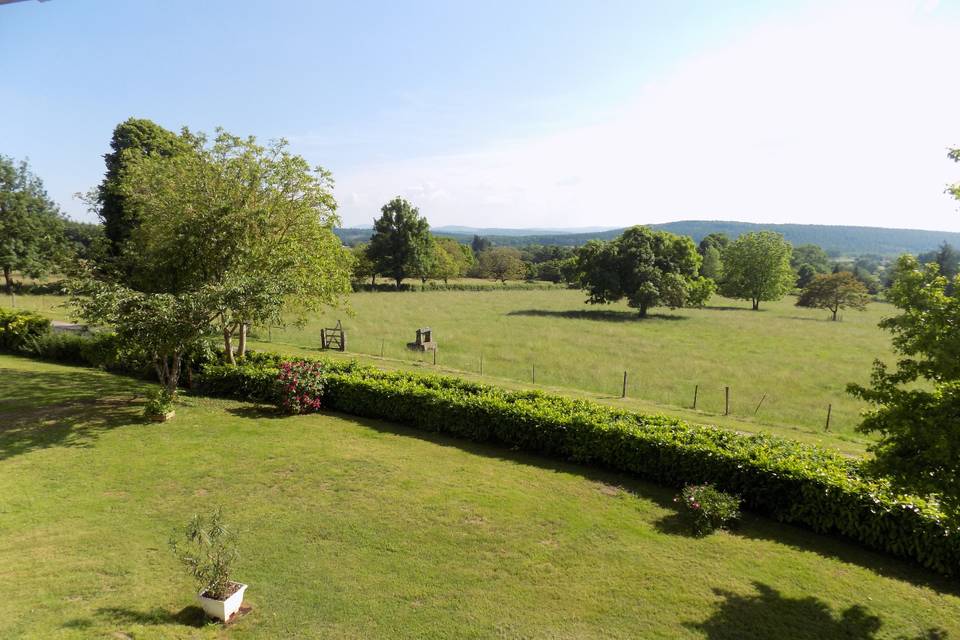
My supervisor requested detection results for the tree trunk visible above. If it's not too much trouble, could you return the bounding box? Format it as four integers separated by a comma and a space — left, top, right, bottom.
371, 273, 377, 286
831, 307, 838, 321
752, 298, 760, 311
237, 322, 247, 358
395, 277, 403, 289
638, 304, 648, 318
3, 265, 12, 295
223, 327, 235, 365
166, 352, 182, 395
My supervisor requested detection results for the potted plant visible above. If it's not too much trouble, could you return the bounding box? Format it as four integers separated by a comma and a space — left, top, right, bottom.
144, 387, 176, 422
170, 507, 247, 621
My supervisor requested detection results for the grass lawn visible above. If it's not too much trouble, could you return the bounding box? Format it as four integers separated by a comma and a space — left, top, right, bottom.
1, 354, 957, 638
4, 287, 894, 454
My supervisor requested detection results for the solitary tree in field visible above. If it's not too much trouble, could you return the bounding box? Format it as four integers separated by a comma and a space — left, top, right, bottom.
368, 198, 432, 288
796, 271, 869, 320
700, 245, 723, 280
848, 255, 960, 515
478, 247, 526, 283
719, 231, 794, 310
0, 155, 68, 293
573, 226, 705, 317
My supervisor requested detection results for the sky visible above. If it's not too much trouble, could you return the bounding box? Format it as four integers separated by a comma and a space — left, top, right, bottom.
2, 0, 960, 232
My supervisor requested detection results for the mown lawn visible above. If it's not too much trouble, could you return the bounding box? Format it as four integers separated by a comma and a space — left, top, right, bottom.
0, 355, 956, 639
7, 287, 892, 454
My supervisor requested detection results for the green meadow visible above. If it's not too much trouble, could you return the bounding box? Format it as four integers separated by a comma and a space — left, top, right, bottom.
6, 285, 896, 454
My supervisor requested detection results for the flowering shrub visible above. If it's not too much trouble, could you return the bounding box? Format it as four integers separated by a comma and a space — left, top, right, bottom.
676, 484, 741, 536
277, 360, 326, 413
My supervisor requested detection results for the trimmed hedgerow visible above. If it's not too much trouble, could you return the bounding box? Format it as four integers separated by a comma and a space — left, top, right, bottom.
201, 356, 960, 576
0, 308, 51, 352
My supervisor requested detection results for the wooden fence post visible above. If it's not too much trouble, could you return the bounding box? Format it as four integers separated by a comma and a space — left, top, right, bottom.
480, 353, 483, 375
825, 404, 832, 431
532, 364, 536, 384
622, 371, 628, 398
380, 339, 384, 358
724, 386, 730, 415
693, 384, 699, 409
754, 393, 767, 416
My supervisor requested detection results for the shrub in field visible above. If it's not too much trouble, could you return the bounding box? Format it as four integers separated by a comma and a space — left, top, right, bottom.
676, 484, 741, 535
0, 308, 50, 351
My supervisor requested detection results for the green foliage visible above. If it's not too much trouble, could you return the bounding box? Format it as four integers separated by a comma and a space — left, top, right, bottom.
918, 242, 959, 284
573, 226, 702, 317
169, 507, 240, 600
849, 255, 960, 514
350, 242, 377, 286
368, 198, 433, 287
0, 308, 50, 351
685, 276, 716, 307
477, 247, 527, 282
699, 245, 723, 280
143, 386, 176, 418
948, 147, 960, 204
96, 117, 185, 262
676, 484, 741, 536
720, 232, 795, 310
197, 353, 960, 575
198, 362, 280, 402
0, 155, 68, 293
428, 236, 473, 283
797, 272, 870, 320
791, 243, 832, 273
697, 232, 730, 255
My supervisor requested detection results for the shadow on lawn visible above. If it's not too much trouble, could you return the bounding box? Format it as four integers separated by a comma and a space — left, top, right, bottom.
0, 369, 143, 461
507, 309, 686, 322
686, 581, 948, 639
63, 605, 208, 631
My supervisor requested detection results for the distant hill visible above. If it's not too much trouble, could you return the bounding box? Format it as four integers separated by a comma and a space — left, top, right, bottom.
335, 220, 960, 256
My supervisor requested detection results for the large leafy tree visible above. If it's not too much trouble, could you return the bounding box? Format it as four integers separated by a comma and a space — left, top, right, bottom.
719, 231, 794, 310
848, 255, 960, 514
478, 247, 526, 283
96, 118, 185, 263
796, 271, 869, 320
71, 126, 351, 388
573, 226, 704, 317
367, 197, 432, 288
918, 242, 959, 284
0, 155, 68, 293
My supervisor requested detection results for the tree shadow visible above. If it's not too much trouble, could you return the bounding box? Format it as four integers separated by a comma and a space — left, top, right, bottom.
686, 581, 947, 639
0, 368, 145, 461
226, 404, 288, 420
506, 309, 687, 322
63, 605, 210, 629
652, 511, 700, 537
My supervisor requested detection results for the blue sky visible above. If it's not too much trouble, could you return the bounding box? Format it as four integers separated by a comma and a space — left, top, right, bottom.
2, 0, 959, 231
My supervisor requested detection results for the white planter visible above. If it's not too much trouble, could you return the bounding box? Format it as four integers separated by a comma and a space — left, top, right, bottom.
197, 582, 247, 621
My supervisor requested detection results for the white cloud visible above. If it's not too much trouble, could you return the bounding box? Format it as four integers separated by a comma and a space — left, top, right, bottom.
333, 2, 960, 232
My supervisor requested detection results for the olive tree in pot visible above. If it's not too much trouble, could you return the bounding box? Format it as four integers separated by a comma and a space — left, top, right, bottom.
169, 508, 246, 621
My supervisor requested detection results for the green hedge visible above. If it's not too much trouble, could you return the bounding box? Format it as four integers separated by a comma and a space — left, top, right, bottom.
352, 281, 566, 292
0, 308, 51, 351
199, 356, 960, 576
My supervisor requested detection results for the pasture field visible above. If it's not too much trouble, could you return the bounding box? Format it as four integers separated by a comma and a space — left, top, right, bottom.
6, 286, 895, 453
0, 354, 956, 639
